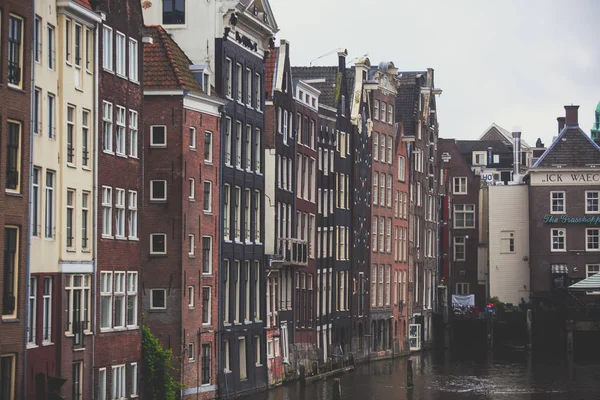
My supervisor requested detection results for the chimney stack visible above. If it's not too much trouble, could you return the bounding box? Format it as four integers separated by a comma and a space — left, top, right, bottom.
564, 105, 579, 126
512, 131, 522, 182
337, 48, 348, 72
557, 117, 565, 133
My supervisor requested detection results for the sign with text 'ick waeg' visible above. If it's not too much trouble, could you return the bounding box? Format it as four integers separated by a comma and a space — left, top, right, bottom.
530, 171, 600, 186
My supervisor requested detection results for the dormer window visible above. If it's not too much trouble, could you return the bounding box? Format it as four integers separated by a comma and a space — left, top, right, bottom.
163, 0, 185, 25
203, 73, 210, 94
472, 151, 486, 166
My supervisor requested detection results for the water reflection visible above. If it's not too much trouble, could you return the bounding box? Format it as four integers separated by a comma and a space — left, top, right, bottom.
245, 349, 600, 400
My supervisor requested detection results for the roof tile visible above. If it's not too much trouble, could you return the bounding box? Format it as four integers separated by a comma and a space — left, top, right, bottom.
291, 66, 338, 108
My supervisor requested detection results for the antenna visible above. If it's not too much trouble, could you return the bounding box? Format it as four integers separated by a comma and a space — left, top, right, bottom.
309, 48, 345, 66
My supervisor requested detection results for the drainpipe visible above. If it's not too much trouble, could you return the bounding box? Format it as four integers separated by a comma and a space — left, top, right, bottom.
91, 18, 100, 396
217, 104, 225, 398
23, 2, 37, 397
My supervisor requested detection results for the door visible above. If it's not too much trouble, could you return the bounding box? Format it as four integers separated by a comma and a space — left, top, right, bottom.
409, 324, 421, 351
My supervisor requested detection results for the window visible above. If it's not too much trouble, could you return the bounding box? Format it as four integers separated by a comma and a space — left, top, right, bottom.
202, 343, 211, 384
64, 275, 91, 342
245, 189, 251, 240
224, 185, 231, 240
5, 121, 22, 192
8, 15, 24, 87
27, 277, 37, 345
34, 88, 41, 134
42, 277, 53, 342
235, 187, 241, 241
224, 118, 232, 165
586, 191, 599, 214
236, 63, 243, 102
501, 231, 515, 253
189, 127, 196, 149
129, 110, 138, 157
35, 17, 42, 63
188, 286, 195, 308
454, 204, 475, 228
48, 93, 56, 138
150, 180, 167, 201
32, 168, 41, 237
374, 100, 379, 120
98, 368, 106, 400
388, 104, 393, 124
386, 265, 391, 306
551, 228, 566, 252
115, 106, 126, 155
115, 189, 125, 238
223, 340, 231, 371
111, 365, 125, 399
72, 361, 83, 400
150, 289, 166, 309
85, 28, 92, 71
128, 191, 138, 239
386, 218, 392, 252
239, 337, 248, 380
454, 237, 465, 261
65, 19, 72, 64
66, 190, 75, 248
387, 175, 392, 207
372, 132, 378, 161
586, 228, 599, 251
188, 178, 195, 201
245, 124, 252, 170
66, 107, 76, 164
379, 217, 385, 252
380, 175, 385, 206
246, 68, 252, 105
551, 191, 565, 214
150, 233, 167, 254
456, 283, 469, 295
255, 261, 261, 320
0, 354, 16, 399
373, 172, 378, 205
115, 32, 126, 76
81, 192, 90, 250
381, 102, 387, 121
48, 25, 56, 69
129, 38, 138, 81
74, 23, 82, 73
472, 151, 486, 166
225, 58, 233, 98
372, 217, 378, 250
201, 236, 212, 274
127, 272, 138, 327
453, 177, 467, 194
100, 272, 113, 329
202, 286, 211, 324
150, 125, 167, 147
204, 131, 212, 162
255, 128, 261, 172
255, 73, 262, 110
102, 26, 113, 71
82, 110, 90, 166
387, 136, 392, 164
45, 171, 55, 238
102, 101, 113, 152
236, 121, 242, 168
129, 363, 138, 396
102, 187, 112, 236
188, 234, 195, 256
398, 156, 406, 181
255, 190, 261, 242
113, 272, 126, 328
163, 0, 185, 24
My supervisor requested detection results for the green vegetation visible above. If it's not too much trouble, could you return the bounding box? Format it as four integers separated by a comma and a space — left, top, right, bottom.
141, 325, 182, 400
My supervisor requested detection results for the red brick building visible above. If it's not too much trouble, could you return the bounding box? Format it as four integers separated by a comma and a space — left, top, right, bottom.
0, 1, 32, 399
94, 0, 144, 398
142, 25, 225, 399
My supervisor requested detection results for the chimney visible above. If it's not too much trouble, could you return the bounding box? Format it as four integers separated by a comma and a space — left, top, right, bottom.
564, 105, 579, 126
337, 48, 348, 72
557, 117, 565, 133
512, 131, 521, 181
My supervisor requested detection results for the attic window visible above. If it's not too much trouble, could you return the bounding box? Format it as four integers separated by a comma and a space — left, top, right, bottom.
163, 0, 185, 25
203, 73, 210, 94
263, 12, 268, 24
253, 5, 259, 16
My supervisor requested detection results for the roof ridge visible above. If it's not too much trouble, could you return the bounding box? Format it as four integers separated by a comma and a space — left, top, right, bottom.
156, 25, 189, 90
532, 125, 600, 168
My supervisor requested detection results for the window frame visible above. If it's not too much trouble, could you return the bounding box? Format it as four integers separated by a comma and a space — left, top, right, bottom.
129, 110, 139, 158
115, 31, 126, 76
150, 233, 167, 255
551, 228, 566, 252
453, 177, 467, 195
550, 191, 565, 214
8, 14, 25, 89
204, 131, 213, 162
188, 234, 195, 257
3, 226, 20, 319
5, 120, 23, 193
150, 180, 167, 202
101, 186, 113, 238
202, 236, 212, 275
202, 286, 211, 325
150, 125, 167, 148
453, 204, 476, 229
102, 25, 113, 72
586, 228, 599, 252
189, 127, 196, 149
128, 38, 139, 82
586, 191, 599, 214
203, 181, 212, 212
150, 288, 167, 310
188, 178, 195, 201
128, 190, 138, 240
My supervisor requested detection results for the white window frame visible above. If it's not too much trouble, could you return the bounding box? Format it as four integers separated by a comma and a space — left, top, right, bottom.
128, 191, 138, 240
586, 228, 599, 252
150, 180, 167, 202
100, 272, 113, 329
454, 236, 465, 261
454, 204, 475, 229
550, 191, 565, 214
113, 272, 126, 329
456, 282, 470, 295
150, 288, 166, 310
150, 233, 167, 255
203, 180, 212, 212
188, 234, 195, 256
188, 178, 195, 201
102, 101, 113, 153
127, 272, 138, 328
115, 31, 126, 76
102, 26, 113, 71
202, 286, 212, 325
115, 188, 126, 238
551, 228, 566, 252
115, 106, 126, 155
150, 125, 167, 148
42, 277, 53, 343
102, 186, 113, 237
128, 38, 138, 82
204, 130, 213, 163
586, 191, 599, 214
188, 285, 195, 308
586, 264, 600, 295
129, 110, 138, 158
453, 177, 467, 195
189, 127, 196, 149
98, 368, 106, 400
202, 236, 212, 275
130, 363, 138, 396
111, 364, 126, 400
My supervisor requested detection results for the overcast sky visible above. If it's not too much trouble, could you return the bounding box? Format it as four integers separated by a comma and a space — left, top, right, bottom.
269, 0, 600, 147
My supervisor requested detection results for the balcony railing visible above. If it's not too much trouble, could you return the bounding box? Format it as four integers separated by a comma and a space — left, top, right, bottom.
277, 237, 308, 266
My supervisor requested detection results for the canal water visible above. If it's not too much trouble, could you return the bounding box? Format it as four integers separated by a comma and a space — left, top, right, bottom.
244, 350, 600, 400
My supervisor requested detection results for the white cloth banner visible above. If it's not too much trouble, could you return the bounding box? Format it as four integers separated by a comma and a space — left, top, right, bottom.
452, 294, 475, 307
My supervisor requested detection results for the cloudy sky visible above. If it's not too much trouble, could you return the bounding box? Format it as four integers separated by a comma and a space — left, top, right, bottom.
269, 0, 600, 146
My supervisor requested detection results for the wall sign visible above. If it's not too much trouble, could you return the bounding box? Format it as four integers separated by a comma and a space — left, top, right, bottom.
543, 214, 600, 225
531, 171, 600, 186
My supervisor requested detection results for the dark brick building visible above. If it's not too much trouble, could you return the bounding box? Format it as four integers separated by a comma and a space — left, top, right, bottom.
94, 1, 143, 398
292, 49, 353, 364
0, 1, 32, 399
529, 105, 600, 301
142, 25, 225, 399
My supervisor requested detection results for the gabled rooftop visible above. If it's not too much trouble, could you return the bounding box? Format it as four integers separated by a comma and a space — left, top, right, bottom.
455, 140, 512, 154
533, 105, 600, 168
479, 123, 531, 149
291, 66, 339, 108
143, 25, 203, 92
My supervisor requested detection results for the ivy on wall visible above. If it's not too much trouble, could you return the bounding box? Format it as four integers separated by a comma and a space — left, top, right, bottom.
141, 325, 182, 400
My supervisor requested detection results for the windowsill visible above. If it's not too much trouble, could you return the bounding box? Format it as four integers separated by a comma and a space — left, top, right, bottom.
8, 84, 25, 93
103, 150, 115, 155
42, 341, 54, 346
189, 254, 195, 258
190, 147, 197, 152
189, 306, 195, 310
73, 347, 86, 352
82, 166, 91, 171
128, 237, 139, 241
149, 308, 167, 312
256, 108, 263, 113
586, 249, 600, 252
150, 144, 167, 149
204, 160, 213, 165
149, 199, 167, 203
102, 235, 114, 239
86, 69, 93, 75
225, 163, 232, 168
202, 273, 212, 277
116, 153, 128, 159
115, 236, 127, 241
129, 155, 139, 160
116, 73, 128, 80
27, 343, 38, 349
5, 191, 23, 198
189, 198, 195, 202
129, 79, 140, 85
202, 323, 211, 327
149, 253, 167, 257
550, 212, 564, 215
189, 359, 196, 363
127, 326, 139, 330
66, 248, 77, 252
203, 211, 213, 215
75, 87, 84, 93
103, 68, 115, 74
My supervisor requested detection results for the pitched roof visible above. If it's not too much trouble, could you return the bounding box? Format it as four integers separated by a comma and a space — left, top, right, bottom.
264, 47, 278, 100
533, 125, 600, 168
395, 73, 420, 135
143, 25, 203, 92
291, 66, 339, 108
455, 140, 512, 154
479, 123, 531, 148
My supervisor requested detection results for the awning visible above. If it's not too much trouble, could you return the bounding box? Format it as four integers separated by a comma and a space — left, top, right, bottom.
568, 273, 600, 291
551, 264, 568, 274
